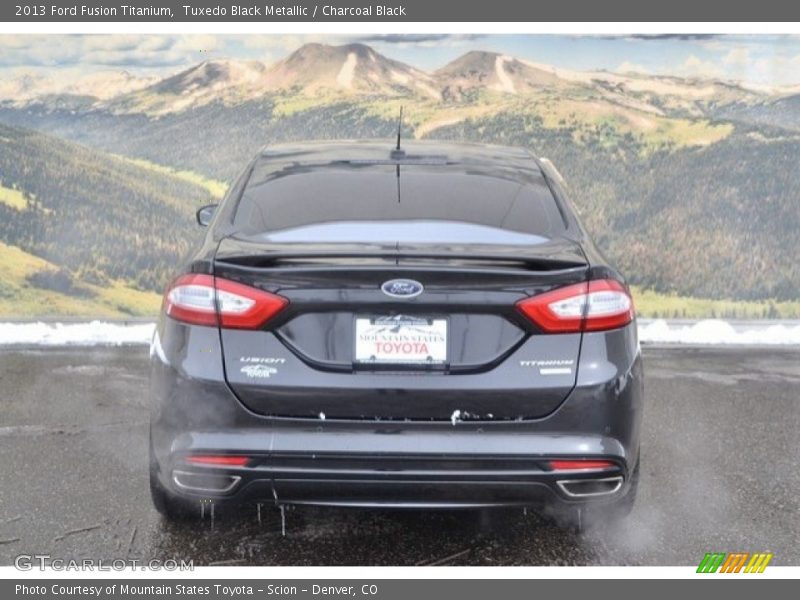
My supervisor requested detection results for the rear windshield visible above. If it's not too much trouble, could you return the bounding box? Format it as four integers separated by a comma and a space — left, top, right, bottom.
232, 161, 566, 242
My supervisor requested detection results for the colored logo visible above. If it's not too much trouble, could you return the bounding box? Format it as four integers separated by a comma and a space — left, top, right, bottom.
697, 552, 773, 573
381, 279, 424, 298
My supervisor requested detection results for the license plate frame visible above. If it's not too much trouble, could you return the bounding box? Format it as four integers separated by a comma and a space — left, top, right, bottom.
353, 315, 448, 366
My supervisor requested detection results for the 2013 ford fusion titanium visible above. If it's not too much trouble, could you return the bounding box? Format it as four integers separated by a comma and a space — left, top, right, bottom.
149, 140, 643, 528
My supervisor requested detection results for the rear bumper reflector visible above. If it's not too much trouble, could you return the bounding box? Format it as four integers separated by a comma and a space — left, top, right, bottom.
184, 455, 251, 467
548, 459, 616, 471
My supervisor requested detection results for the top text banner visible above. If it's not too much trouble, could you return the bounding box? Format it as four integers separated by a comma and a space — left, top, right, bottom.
4, 0, 800, 22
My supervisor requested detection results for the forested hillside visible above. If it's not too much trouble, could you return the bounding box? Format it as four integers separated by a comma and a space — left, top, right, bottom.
4, 102, 796, 303
1, 42, 799, 314
0, 101, 398, 182
0, 123, 216, 313
431, 117, 800, 301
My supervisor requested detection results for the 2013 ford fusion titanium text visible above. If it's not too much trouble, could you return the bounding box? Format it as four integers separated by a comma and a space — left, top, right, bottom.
149, 140, 643, 529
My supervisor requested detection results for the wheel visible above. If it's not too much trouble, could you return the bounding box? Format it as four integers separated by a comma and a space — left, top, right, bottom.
605, 453, 640, 519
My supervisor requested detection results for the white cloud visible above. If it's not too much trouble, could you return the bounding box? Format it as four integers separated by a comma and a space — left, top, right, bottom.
173, 35, 223, 53
697, 40, 728, 52
751, 53, 800, 86
0, 35, 218, 70
722, 47, 750, 66
616, 60, 650, 74
677, 54, 723, 79
241, 34, 333, 49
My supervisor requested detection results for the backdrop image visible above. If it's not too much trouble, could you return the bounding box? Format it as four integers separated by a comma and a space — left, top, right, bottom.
0, 33, 799, 569
0, 34, 799, 320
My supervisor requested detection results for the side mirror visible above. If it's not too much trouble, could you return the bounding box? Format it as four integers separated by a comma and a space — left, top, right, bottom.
196, 204, 218, 227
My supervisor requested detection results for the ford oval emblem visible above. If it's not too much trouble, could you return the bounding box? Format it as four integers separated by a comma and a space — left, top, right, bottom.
381, 279, 424, 298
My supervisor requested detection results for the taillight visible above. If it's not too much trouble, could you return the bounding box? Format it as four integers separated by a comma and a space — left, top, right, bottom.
516, 279, 634, 333
184, 455, 250, 467
548, 459, 616, 471
164, 274, 288, 329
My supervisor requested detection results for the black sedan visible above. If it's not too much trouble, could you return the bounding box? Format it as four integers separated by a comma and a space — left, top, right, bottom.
149, 140, 643, 530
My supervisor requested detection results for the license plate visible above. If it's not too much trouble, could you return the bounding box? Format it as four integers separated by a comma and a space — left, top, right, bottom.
354, 316, 448, 365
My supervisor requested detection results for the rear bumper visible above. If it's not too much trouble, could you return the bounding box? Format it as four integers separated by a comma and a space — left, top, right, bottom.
149, 319, 643, 509
163, 428, 630, 508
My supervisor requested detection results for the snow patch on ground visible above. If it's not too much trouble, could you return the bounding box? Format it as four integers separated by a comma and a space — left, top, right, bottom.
0, 319, 799, 347
0, 321, 155, 346
638, 319, 800, 345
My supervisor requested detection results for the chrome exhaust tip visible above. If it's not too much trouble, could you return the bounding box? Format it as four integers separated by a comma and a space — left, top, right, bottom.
172, 470, 241, 494
556, 475, 623, 498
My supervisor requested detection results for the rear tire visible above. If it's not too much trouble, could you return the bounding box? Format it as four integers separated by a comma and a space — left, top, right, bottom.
603, 453, 640, 519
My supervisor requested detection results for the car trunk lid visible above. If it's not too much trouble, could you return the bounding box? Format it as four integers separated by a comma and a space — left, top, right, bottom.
215, 236, 588, 421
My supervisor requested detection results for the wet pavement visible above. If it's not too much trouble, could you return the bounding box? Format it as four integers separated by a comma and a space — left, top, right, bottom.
0, 346, 798, 566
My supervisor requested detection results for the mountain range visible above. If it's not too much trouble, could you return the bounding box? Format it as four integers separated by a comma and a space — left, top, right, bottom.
0, 42, 799, 315
5, 43, 794, 117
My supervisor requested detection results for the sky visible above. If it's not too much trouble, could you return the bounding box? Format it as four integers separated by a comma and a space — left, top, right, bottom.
2, 34, 800, 87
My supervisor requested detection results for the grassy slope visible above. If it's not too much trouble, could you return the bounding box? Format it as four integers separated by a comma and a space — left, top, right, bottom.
229, 89, 735, 156
113, 155, 228, 198
0, 183, 28, 210
0, 121, 220, 295
0, 242, 160, 318
631, 286, 800, 319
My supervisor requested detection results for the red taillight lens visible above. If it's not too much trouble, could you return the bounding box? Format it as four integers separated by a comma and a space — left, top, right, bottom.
548, 460, 616, 471
184, 455, 250, 467
516, 279, 634, 333
164, 274, 288, 329
164, 274, 218, 327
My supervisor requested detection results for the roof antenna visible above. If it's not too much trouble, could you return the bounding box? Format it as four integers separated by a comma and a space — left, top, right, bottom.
396, 162, 401, 204
391, 106, 404, 159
